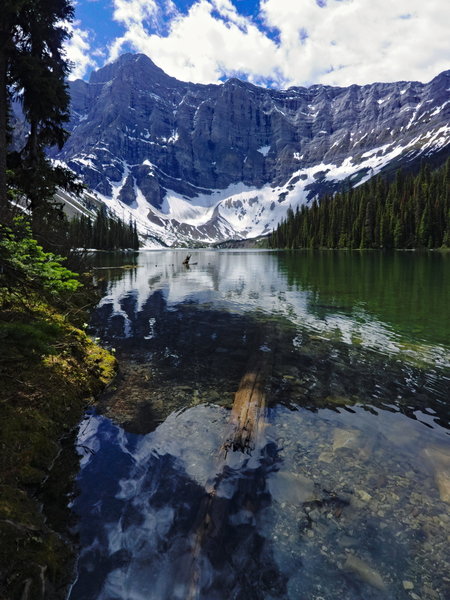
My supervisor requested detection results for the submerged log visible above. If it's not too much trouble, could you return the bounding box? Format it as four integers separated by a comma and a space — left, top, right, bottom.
222, 349, 271, 456
181, 348, 273, 600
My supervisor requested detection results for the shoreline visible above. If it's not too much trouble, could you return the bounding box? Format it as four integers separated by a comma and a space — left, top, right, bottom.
0, 303, 117, 600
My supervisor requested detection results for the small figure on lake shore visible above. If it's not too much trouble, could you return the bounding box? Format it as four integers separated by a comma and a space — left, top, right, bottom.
182, 254, 191, 266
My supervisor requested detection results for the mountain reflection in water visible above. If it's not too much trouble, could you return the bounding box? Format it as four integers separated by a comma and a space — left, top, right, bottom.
69, 250, 450, 600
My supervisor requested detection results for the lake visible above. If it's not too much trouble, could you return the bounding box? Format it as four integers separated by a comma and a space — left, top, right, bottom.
67, 249, 450, 600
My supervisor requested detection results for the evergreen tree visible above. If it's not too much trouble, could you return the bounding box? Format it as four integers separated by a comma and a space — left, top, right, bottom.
68, 210, 140, 250
0, 1, 25, 217
269, 159, 450, 250
0, 0, 75, 222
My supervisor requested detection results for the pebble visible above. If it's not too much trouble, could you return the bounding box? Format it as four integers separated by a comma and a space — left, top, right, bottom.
423, 446, 450, 503
422, 585, 439, 599
339, 535, 357, 548
318, 451, 334, 463
333, 428, 360, 451
403, 581, 414, 590
357, 489, 372, 502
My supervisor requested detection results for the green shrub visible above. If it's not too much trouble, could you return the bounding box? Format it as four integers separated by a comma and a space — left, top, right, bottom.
0, 217, 80, 303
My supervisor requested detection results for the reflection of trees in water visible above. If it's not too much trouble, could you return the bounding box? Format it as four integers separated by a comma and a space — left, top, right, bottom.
279, 250, 449, 346
91, 286, 450, 432
91, 290, 274, 400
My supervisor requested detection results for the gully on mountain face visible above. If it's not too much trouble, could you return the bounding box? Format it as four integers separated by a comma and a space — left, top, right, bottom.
55, 54, 450, 245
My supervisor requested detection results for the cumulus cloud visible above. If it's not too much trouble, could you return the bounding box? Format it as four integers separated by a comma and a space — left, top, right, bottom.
112, 0, 160, 29
102, 0, 449, 87
107, 0, 279, 84
261, 0, 450, 86
64, 21, 99, 80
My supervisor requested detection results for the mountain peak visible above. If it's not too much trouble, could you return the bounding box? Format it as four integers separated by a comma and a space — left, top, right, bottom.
62, 56, 450, 246
89, 53, 169, 85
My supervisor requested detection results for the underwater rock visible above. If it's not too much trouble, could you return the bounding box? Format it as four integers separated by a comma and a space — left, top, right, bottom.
318, 451, 334, 463
423, 446, 450, 503
268, 471, 315, 505
344, 554, 386, 590
357, 489, 372, 502
333, 428, 361, 451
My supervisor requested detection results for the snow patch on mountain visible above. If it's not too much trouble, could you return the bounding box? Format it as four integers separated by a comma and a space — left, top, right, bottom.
66, 121, 450, 248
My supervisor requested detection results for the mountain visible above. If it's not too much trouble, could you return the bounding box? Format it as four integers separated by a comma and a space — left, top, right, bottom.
56, 53, 450, 246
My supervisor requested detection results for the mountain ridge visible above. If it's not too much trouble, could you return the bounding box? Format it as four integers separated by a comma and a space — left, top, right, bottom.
56, 54, 450, 246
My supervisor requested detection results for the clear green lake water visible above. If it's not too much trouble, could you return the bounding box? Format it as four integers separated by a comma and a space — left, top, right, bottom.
68, 250, 450, 600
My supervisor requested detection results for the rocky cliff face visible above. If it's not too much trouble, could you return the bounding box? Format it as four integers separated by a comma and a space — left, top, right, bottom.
56, 53, 450, 245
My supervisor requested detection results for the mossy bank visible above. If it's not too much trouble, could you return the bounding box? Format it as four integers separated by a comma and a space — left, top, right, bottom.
0, 302, 117, 600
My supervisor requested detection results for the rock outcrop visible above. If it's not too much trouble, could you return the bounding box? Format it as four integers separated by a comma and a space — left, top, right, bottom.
56, 54, 450, 244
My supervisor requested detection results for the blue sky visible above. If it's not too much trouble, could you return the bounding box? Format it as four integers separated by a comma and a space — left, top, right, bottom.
66, 0, 450, 88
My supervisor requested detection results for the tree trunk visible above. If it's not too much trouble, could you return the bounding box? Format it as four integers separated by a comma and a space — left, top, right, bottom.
26, 118, 39, 217
0, 46, 8, 221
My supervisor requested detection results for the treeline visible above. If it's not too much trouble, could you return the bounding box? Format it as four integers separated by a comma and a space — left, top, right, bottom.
68, 210, 139, 250
270, 159, 450, 249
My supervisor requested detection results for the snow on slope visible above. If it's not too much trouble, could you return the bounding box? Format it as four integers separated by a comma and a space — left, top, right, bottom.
87, 123, 450, 247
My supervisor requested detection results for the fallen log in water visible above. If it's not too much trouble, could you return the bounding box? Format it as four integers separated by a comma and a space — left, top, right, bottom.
222, 349, 271, 456
179, 348, 273, 600
92, 264, 139, 270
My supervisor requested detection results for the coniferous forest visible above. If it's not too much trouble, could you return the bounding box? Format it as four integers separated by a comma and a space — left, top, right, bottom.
269, 159, 450, 249
68, 210, 139, 250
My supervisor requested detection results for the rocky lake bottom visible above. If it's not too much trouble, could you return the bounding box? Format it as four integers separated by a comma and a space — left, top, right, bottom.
67, 250, 449, 600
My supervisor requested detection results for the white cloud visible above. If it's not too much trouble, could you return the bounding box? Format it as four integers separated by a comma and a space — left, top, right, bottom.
260, 0, 450, 86
101, 0, 450, 87
108, 0, 279, 84
112, 0, 159, 28
64, 21, 98, 80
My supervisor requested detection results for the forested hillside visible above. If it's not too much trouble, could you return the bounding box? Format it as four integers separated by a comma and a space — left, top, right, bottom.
269, 160, 450, 249
68, 210, 139, 250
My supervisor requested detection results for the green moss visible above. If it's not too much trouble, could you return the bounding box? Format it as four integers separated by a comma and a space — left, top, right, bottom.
0, 320, 63, 362
0, 485, 70, 597
84, 339, 117, 386
0, 301, 117, 599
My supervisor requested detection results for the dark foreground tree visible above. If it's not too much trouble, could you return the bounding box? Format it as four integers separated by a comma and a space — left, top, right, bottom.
0, 0, 74, 222
0, 1, 23, 217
